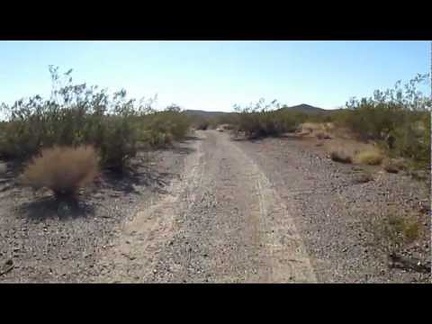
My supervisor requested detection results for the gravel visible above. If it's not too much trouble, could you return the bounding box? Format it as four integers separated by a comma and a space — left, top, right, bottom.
1, 132, 429, 283
0, 146, 188, 283
237, 135, 431, 283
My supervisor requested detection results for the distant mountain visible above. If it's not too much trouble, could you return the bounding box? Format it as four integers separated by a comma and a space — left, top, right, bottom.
183, 110, 230, 119
279, 104, 327, 114
184, 104, 341, 118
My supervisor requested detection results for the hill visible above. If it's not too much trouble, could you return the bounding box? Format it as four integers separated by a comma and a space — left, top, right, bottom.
279, 104, 327, 115
183, 110, 229, 119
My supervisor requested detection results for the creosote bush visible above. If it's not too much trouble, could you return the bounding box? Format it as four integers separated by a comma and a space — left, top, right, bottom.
0, 66, 191, 173
232, 99, 307, 139
330, 74, 431, 169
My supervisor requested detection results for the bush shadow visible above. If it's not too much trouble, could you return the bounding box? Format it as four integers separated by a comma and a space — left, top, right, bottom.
17, 196, 95, 221
181, 135, 203, 142
101, 164, 174, 195
171, 145, 196, 155
230, 132, 311, 143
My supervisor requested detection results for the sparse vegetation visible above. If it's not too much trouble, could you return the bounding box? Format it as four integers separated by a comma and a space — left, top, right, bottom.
369, 212, 422, 254
139, 105, 191, 150
229, 74, 430, 172
232, 99, 308, 139
331, 74, 431, 169
354, 148, 384, 166
20, 145, 99, 199
0, 66, 192, 174
383, 158, 407, 173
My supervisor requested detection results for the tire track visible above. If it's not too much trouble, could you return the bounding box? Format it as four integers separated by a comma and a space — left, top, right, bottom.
92, 130, 316, 283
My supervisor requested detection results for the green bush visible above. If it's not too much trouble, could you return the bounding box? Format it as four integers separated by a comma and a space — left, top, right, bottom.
139, 105, 191, 148
232, 99, 307, 139
0, 66, 191, 172
333, 74, 431, 169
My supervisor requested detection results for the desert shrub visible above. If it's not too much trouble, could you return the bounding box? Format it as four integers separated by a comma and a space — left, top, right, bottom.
190, 115, 210, 130
0, 68, 142, 170
196, 121, 209, 130
140, 105, 191, 148
0, 66, 190, 172
354, 149, 384, 165
334, 74, 431, 169
21, 145, 99, 198
315, 131, 332, 140
330, 150, 352, 164
232, 99, 307, 139
383, 158, 407, 173
369, 212, 422, 253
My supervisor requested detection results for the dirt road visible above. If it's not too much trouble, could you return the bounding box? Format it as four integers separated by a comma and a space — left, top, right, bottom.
2, 130, 429, 283
91, 130, 317, 283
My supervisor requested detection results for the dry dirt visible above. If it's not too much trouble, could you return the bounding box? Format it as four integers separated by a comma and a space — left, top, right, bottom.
0, 130, 430, 283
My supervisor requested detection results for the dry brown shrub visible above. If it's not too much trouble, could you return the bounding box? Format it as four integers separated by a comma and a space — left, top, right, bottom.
21, 145, 99, 198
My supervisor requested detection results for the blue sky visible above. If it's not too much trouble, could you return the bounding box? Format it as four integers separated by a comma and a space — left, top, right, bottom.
0, 41, 430, 112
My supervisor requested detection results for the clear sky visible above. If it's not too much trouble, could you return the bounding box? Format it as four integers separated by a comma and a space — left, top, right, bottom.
0, 41, 430, 112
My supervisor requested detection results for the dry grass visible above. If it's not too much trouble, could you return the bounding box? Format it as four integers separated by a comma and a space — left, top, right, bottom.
21, 145, 99, 198
370, 212, 422, 253
354, 148, 385, 165
321, 133, 388, 167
